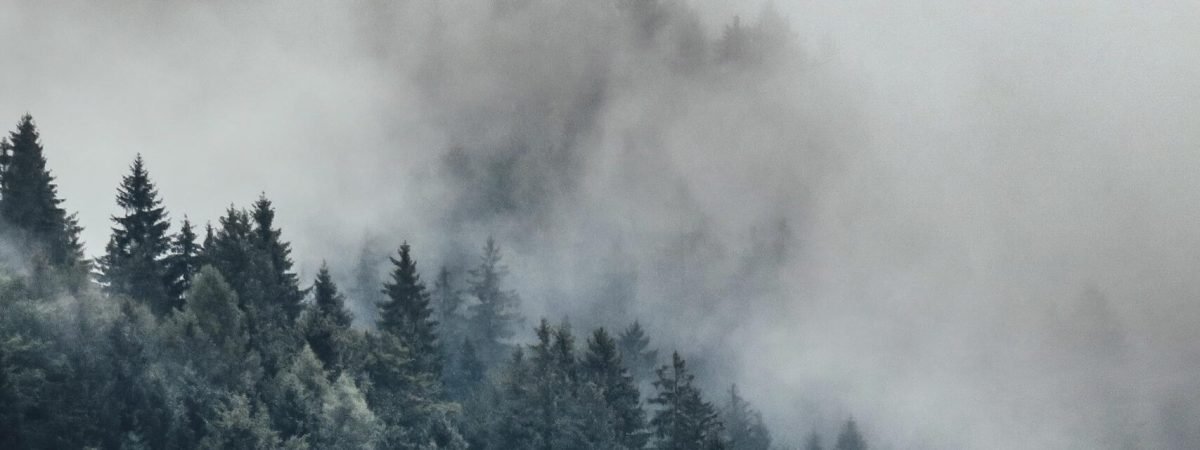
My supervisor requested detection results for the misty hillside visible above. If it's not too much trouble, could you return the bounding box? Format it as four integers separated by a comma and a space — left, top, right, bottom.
4, 0, 1200, 449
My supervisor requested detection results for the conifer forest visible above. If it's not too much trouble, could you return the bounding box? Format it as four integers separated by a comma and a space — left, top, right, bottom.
3, 0, 1200, 449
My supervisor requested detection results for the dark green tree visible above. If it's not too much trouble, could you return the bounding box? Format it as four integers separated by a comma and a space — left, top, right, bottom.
584, 327, 648, 449
466, 237, 521, 368
165, 217, 200, 310
98, 154, 174, 316
379, 242, 440, 377
0, 114, 84, 278
250, 195, 304, 322
834, 418, 867, 450
303, 264, 354, 376
649, 352, 724, 450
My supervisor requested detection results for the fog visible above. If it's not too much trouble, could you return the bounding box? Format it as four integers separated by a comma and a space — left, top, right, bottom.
3, 0, 1200, 448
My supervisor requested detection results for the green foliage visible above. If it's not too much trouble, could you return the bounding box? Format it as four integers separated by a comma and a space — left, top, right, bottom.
303, 264, 355, 377
0, 120, 809, 449
649, 352, 725, 450
0, 115, 86, 292
98, 155, 174, 317
165, 217, 200, 309
584, 327, 649, 449
379, 242, 440, 377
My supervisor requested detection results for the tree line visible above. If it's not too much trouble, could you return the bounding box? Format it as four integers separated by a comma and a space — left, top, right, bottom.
0, 113, 868, 449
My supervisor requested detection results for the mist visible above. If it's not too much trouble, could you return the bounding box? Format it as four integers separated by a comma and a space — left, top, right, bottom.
3, 0, 1200, 448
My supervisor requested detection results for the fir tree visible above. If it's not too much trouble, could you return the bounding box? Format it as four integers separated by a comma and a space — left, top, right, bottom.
378, 242, 440, 377
584, 327, 648, 449
303, 264, 354, 376
250, 195, 304, 321
165, 218, 200, 309
466, 237, 521, 368
649, 352, 724, 450
98, 154, 173, 316
0, 114, 80, 270
834, 418, 866, 450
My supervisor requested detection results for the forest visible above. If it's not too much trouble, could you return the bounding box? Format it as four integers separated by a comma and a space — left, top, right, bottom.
0, 114, 868, 449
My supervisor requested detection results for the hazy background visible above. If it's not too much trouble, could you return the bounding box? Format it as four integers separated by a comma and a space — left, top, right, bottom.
3, 1, 1200, 448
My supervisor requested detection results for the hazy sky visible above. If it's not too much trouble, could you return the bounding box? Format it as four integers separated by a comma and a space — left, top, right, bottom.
3, 1, 1200, 448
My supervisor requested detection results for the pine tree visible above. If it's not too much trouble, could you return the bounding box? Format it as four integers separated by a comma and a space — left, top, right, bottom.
583, 327, 648, 449
618, 321, 659, 384
722, 385, 771, 450
204, 201, 303, 376
304, 264, 354, 376
98, 154, 174, 316
649, 352, 724, 450
165, 218, 200, 310
378, 242, 440, 377
250, 195, 304, 321
167, 266, 262, 393
0, 114, 80, 270
834, 418, 866, 450
466, 237, 521, 368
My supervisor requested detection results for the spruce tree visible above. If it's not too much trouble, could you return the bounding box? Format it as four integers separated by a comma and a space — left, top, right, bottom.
304, 264, 353, 376
0, 114, 81, 270
250, 195, 304, 321
466, 237, 521, 368
165, 218, 200, 309
649, 352, 724, 450
834, 418, 866, 450
378, 242, 440, 377
584, 327, 648, 449
98, 154, 174, 316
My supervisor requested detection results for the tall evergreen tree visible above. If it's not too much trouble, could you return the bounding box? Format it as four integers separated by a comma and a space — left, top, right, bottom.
0, 114, 81, 271
379, 242, 440, 377
165, 218, 200, 309
98, 154, 174, 316
466, 237, 521, 368
303, 264, 354, 376
584, 327, 648, 449
649, 352, 724, 450
250, 195, 304, 321
834, 418, 866, 450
